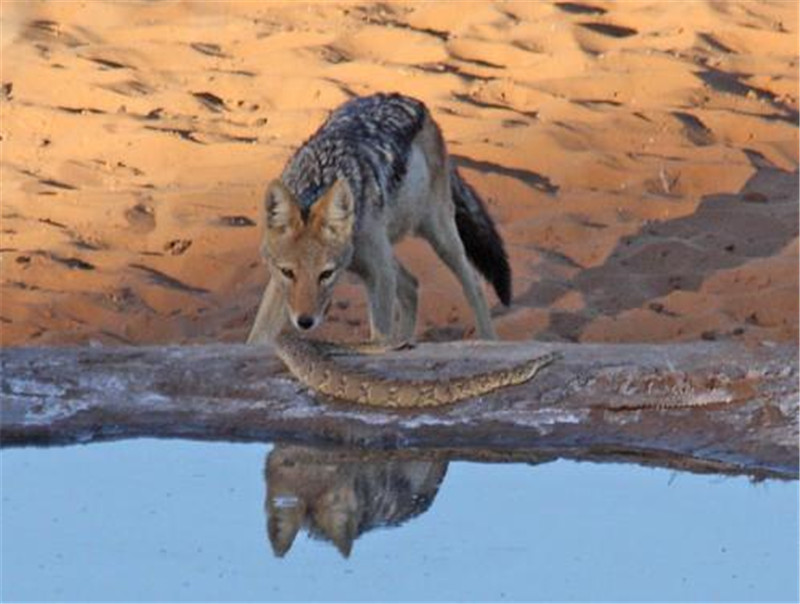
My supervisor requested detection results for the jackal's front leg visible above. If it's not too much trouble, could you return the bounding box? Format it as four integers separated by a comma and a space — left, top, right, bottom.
351, 234, 400, 344
392, 261, 419, 342
246, 278, 286, 344
364, 269, 397, 344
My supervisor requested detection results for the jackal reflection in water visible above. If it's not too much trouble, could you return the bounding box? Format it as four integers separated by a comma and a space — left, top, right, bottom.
265, 445, 448, 557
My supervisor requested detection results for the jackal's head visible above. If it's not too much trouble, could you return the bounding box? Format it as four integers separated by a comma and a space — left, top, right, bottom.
261, 179, 355, 332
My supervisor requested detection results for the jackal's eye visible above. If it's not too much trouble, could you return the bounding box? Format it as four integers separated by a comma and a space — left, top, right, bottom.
278, 267, 295, 280
319, 268, 335, 283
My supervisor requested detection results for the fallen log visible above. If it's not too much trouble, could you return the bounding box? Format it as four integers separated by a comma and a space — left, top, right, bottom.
1, 341, 797, 479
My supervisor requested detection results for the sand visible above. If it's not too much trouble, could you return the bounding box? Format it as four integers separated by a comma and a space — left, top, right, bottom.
1, 1, 797, 348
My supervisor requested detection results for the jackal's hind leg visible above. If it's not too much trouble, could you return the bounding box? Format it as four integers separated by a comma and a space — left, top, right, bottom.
421, 212, 497, 340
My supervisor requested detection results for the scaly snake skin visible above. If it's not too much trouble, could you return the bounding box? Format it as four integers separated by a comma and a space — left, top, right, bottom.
274, 331, 558, 408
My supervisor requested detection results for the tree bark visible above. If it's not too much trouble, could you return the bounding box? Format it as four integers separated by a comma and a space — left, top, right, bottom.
1, 341, 797, 479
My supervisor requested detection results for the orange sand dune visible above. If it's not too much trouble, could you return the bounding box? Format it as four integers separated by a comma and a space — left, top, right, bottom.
1, 1, 797, 347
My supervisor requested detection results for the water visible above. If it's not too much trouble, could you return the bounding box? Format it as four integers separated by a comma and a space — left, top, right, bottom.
2, 439, 798, 603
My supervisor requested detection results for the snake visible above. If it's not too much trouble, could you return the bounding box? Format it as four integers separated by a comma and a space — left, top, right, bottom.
273, 330, 559, 408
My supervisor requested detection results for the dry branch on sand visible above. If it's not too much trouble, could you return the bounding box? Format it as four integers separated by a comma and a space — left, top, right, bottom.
1, 341, 797, 480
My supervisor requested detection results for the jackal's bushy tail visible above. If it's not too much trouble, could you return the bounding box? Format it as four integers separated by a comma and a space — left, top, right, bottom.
450, 166, 512, 305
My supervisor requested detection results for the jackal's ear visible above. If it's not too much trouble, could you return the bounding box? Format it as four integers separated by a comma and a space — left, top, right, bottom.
264, 180, 301, 235
310, 179, 355, 243
268, 500, 306, 558
314, 492, 358, 558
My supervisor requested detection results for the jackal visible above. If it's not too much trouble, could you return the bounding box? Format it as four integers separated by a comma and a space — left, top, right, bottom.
247, 93, 511, 344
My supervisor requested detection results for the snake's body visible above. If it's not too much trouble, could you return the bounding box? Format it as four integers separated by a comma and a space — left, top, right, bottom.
274, 331, 558, 408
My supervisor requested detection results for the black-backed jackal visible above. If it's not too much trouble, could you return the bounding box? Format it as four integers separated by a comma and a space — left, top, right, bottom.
248, 93, 511, 344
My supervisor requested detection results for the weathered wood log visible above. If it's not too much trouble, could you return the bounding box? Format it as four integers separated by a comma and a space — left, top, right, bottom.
1, 341, 797, 479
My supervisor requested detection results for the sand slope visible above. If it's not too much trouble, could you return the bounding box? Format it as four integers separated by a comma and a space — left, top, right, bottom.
1, 1, 797, 346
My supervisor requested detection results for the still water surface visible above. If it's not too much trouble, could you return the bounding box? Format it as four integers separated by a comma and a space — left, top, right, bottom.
2, 439, 798, 603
